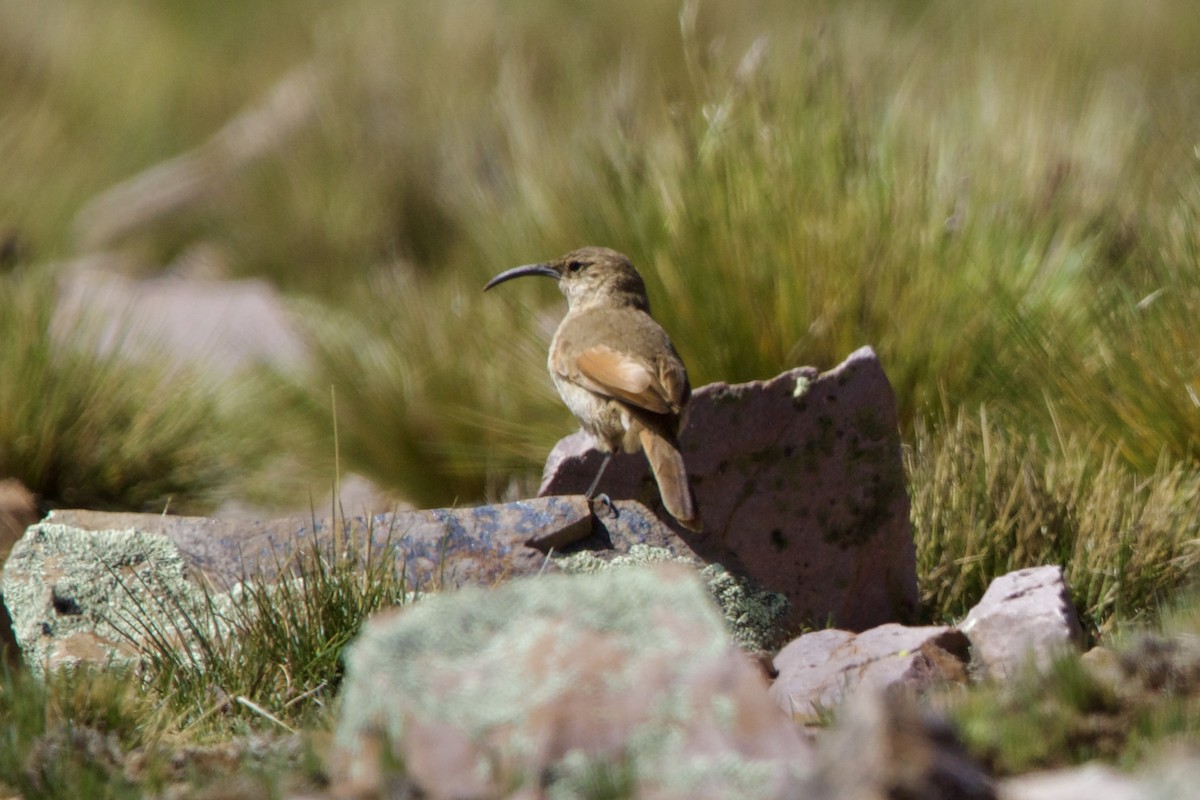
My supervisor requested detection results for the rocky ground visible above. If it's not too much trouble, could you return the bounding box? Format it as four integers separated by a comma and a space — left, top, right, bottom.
2, 348, 1198, 798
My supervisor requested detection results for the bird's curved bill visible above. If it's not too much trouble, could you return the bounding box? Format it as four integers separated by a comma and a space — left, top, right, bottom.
483, 263, 559, 291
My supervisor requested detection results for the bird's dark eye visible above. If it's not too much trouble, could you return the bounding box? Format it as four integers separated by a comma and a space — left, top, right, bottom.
567, 260, 584, 273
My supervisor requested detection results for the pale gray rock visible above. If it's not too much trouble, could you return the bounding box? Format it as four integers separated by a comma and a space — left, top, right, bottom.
2, 497, 694, 672
769, 623, 971, 721
541, 346, 917, 632
55, 263, 307, 374
959, 565, 1084, 680
331, 564, 812, 799
1000, 763, 1146, 800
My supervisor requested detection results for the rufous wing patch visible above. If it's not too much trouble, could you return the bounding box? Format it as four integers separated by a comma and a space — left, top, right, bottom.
573, 345, 671, 414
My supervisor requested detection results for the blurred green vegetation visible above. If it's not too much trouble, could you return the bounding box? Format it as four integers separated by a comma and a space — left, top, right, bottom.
0, 268, 273, 513
950, 589, 1200, 776
2, 0, 1200, 628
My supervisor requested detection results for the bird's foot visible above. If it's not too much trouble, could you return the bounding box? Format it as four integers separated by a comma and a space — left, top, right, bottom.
589, 492, 618, 520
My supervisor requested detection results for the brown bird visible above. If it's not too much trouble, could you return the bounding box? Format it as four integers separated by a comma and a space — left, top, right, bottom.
485, 246, 701, 531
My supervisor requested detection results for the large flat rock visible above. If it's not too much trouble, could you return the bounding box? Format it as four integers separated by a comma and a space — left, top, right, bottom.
2, 497, 694, 673
541, 347, 917, 632
332, 564, 812, 798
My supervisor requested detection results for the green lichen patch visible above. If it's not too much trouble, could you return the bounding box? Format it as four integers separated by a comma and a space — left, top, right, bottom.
1, 523, 223, 676
555, 545, 790, 651
336, 566, 728, 754
336, 565, 803, 797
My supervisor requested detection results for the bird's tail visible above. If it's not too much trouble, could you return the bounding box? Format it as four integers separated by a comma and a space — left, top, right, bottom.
638, 427, 702, 532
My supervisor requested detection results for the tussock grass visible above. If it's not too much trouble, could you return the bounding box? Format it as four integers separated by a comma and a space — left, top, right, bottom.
10, 0, 1200, 789
269, 280, 564, 506
0, 267, 267, 512
3, 3, 1200, 775
909, 407, 1200, 635
0, 510, 414, 794
0, 0, 319, 264
254, 0, 1200, 518
8, 0, 1200, 524
6, 0, 1197, 623
112, 519, 415, 736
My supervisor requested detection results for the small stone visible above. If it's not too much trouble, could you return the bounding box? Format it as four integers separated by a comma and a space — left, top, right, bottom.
958, 566, 1084, 680
1000, 762, 1145, 800
769, 623, 971, 722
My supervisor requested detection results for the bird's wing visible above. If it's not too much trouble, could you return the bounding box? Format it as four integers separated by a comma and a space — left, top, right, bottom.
571, 345, 673, 414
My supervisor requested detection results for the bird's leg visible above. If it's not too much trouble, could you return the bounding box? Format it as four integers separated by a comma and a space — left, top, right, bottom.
584, 452, 617, 518
584, 452, 613, 498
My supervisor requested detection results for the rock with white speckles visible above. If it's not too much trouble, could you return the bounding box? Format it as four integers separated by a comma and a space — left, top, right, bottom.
1, 497, 695, 672
332, 564, 813, 799
541, 346, 917, 632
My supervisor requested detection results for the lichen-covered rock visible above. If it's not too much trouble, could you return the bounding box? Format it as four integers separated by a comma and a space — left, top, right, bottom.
3, 497, 695, 672
1, 524, 209, 674
332, 564, 811, 799
556, 544, 790, 651
541, 347, 917, 632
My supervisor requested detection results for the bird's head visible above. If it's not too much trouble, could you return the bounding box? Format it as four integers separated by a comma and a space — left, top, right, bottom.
484, 246, 650, 311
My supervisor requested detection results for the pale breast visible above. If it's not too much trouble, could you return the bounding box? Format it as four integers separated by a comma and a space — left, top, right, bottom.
549, 371, 631, 453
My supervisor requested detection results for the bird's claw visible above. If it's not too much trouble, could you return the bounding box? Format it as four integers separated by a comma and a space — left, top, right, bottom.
589, 493, 618, 520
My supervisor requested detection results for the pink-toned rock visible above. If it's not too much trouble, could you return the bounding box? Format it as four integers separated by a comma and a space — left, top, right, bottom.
332, 564, 812, 798
43, 501, 581, 590
42, 497, 696, 590
541, 346, 917, 632
769, 623, 970, 722
958, 565, 1084, 680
